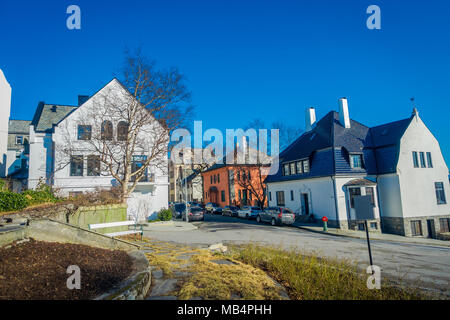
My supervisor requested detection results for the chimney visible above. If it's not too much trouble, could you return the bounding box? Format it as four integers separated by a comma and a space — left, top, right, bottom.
305, 107, 316, 132
78, 95, 89, 106
338, 97, 351, 128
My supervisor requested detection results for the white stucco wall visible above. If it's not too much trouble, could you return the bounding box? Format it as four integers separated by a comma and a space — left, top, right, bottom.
0, 69, 11, 178
28, 126, 53, 189
396, 114, 449, 218
377, 173, 403, 218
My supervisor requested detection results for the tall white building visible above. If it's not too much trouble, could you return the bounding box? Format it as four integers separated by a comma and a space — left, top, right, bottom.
0, 69, 12, 178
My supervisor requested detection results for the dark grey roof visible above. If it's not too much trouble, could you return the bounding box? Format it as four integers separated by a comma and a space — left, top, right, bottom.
31, 102, 78, 133
343, 178, 377, 186
265, 111, 414, 184
8, 120, 31, 134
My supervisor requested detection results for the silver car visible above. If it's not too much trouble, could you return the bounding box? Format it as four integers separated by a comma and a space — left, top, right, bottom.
237, 206, 262, 219
257, 206, 296, 226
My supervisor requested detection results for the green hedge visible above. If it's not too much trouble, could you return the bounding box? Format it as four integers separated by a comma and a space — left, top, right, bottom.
0, 191, 29, 212
22, 186, 58, 205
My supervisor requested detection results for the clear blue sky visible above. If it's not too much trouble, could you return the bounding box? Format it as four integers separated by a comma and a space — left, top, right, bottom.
1, 0, 449, 165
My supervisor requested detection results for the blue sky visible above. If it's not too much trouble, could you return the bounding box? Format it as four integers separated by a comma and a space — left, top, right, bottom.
0, 0, 449, 164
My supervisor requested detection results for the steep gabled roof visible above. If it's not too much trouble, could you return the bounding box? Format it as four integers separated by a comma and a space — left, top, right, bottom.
31, 102, 78, 133
8, 120, 31, 134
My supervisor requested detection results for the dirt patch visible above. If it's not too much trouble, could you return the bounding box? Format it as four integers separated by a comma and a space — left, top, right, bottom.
0, 239, 133, 300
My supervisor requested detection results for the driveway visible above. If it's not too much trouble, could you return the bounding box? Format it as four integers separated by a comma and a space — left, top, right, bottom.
143, 213, 450, 296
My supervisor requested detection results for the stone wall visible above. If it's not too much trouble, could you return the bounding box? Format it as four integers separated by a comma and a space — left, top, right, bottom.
382, 214, 450, 238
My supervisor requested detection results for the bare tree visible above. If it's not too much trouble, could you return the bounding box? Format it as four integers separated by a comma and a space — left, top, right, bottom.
235, 164, 269, 209
56, 51, 193, 202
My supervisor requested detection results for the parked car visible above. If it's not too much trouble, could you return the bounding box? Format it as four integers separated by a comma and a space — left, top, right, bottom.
257, 207, 296, 226
170, 203, 186, 219
205, 202, 222, 214
182, 206, 205, 222
237, 206, 262, 219
222, 206, 239, 217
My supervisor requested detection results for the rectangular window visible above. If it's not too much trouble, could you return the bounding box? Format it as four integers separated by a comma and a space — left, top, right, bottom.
412, 151, 419, 168
276, 191, 285, 206
77, 125, 92, 140
16, 136, 23, 145
435, 182, 447, 204
365, 187, 376, 207
348, 187, 361, 208
283, 163, 290, 176
218, 174, 220, 183
238, 189, 241, 200
87, 155, 100, 176
439, 218, 450, 233
290, 190, 294, 201
411, 220, 423, 236
290, 162, 296, 175
419, 152, 426, 168
350, 154, 362, 169
221, 190, 225, 202
426, 152, 433, 168
210, 175, 213, 184
214, 175, 216, 183
303, 160, 310, 173
370, 222, 378, 229
296, 161, 303, 174
70, 155, 84, 176
131, 155, 148, 182
269, 191, 272, 201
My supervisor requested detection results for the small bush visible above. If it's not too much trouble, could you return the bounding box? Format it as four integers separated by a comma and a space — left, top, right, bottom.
0, 191, 29, 212
0, 179, 7, 191
157, 208, 172, 221
22, 184, 58, 205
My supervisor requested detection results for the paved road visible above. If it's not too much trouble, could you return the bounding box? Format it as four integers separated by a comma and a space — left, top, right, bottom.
144, 213, 450, 296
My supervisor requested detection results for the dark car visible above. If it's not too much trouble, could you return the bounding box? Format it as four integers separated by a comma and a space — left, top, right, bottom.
170, 203, 186, 219
182, 206, 205, 222
205, 202, 222, 214
222, 206, 239, 217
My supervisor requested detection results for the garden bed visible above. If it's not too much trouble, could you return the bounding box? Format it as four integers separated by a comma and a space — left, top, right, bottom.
0, 239, 133, 300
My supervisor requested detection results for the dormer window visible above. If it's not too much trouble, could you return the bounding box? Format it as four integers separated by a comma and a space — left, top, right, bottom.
350, 154, 363, 169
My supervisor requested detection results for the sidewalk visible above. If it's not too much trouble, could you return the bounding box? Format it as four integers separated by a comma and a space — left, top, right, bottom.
142, 220, 198, 232
292, 222, 450, 248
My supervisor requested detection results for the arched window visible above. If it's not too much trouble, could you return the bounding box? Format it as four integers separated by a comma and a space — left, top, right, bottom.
101, 120, 113, 140
117, 121, 128, 141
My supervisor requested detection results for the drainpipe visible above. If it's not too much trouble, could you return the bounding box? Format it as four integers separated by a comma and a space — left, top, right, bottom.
331, 176, 340, 228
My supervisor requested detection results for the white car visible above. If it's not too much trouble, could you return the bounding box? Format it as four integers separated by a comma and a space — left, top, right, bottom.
237, 206, 262, 219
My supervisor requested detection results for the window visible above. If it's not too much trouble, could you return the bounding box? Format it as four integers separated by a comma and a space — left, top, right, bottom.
221, 190, 225, 202
238, 189, 241, 200
214, 175, 216, 183
439, 218, 450, 233
101, 121, 113, 140
303, 160, 310, 173
16, 136, 23, 145
218, 174, 220, 183
237, 171, 240, 181
426, 152, 433, 168
210, 175, 213, 184
70, 155, 84, 176
370, 222, 378, 230
350, 154, 362, 169
290, 190, 294, 201
242, 170, 246, 181
435, 182, 447, 204
412, 151, 419, 168
283, 163, 290, 176
117, 121, 128, 141
77, 125, 92, 140
348, 187, 361, 208
411, 220, 423, 236
276, 191, 285, 206
131, 155, 148, 182
87, 155, 100, 176
247, 171, 251, 180
365, 187, 376, 207
419, 152, 426, 168
296, 161, 303, 174
290, 162, 296, 175
269, 191, 272, 201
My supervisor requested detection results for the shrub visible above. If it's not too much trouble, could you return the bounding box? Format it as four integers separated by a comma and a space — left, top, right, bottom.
157, 208, 172, 221
22, 183, 58, 205
0, 179, 7, 191
0, 191, 29, 212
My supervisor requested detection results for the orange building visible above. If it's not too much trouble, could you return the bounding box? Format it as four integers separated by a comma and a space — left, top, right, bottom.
202, 164, 268, 207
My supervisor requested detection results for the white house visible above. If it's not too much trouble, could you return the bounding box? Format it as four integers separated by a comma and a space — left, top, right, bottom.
265, 98, 449, 238
28, 78, 169, 221
0, 69, 11, 178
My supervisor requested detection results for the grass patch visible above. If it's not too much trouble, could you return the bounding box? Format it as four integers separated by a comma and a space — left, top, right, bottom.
230, 244, 427, 300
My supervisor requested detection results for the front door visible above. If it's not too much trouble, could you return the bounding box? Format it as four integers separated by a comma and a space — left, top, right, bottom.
301, 193, 309, 215
427, 219, 435, 239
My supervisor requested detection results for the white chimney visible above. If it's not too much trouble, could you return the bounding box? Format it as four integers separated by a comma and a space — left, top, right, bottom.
305, 107, 316, 132
338, 97, 351, 128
